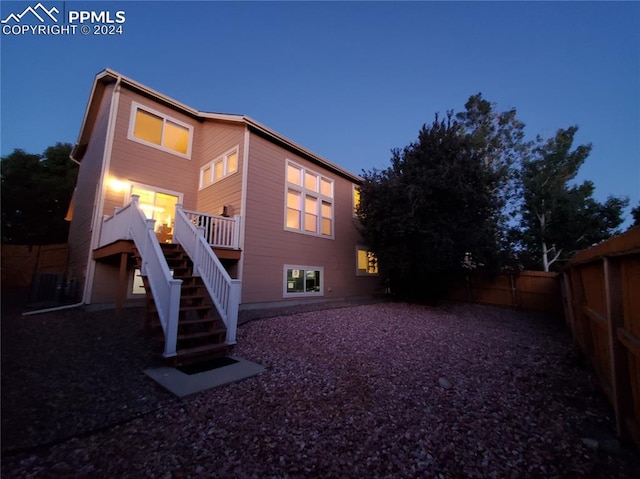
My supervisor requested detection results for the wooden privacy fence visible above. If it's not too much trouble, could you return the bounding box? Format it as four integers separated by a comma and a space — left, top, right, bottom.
1, 243, 69, 288
449, 270, 562, 314
562, 226, 640, 447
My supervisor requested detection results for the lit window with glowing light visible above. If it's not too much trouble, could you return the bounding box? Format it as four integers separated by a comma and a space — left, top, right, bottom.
285, 161, 333, 238
128, 102, 193, 158
130, 185, 181, 242
353, 185, 361, 217
356, 247, 378, 275
200, 147, 239, 189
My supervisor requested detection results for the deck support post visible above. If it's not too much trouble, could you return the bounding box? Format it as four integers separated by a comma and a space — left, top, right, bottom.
115, 252, 128, 318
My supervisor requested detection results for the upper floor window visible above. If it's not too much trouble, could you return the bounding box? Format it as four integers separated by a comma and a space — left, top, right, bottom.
200, 147, 239, 189
128, 102, 193, 158
285, 161, 334, 238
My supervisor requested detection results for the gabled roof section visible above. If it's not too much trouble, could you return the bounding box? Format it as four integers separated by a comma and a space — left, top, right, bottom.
71, 68, 362, 183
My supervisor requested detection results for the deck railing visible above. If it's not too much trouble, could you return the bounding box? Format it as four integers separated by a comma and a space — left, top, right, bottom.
182, 210, 241, 249
99, 196, 181, 358
174, 205, 241, 344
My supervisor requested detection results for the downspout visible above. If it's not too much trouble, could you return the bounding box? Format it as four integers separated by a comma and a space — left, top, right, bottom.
22, 302, 84, 316
236, 127, 250, 285
81, 76, 123, 304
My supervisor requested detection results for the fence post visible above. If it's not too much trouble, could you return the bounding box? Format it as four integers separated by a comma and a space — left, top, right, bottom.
561, 272, 576, 337
604, 257, 632, 440
510, 273, 518, 309
571, 267, 594, 361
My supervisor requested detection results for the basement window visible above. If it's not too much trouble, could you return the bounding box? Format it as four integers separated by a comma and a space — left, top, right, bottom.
284, 265, 323, 297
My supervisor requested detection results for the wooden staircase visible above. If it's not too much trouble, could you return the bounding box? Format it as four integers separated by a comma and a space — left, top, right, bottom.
136, 243, 232, 365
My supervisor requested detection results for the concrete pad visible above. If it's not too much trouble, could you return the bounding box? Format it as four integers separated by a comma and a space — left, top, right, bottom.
144, 356, 265, 398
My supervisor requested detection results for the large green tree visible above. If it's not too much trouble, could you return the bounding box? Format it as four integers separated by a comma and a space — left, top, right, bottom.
1, 142, 77, 244
456, 94, 531, 266
357, 113, 500, 300
519, 127, 628, 271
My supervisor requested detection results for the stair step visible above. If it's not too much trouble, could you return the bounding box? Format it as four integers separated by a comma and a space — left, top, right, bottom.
173, 274, 196, 280
136, 242, 232, 365
179, 305, 213, 312
176, 342, 230, 359
180, 294, 210, 301
145, 302, 213, 314
181, 291, 207, 298
178, 329, 226, 341
179, 316, 218, 326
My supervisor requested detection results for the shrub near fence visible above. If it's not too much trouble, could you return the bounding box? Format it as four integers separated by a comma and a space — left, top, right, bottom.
449, 270, 562, 315
562, 226, 640, 448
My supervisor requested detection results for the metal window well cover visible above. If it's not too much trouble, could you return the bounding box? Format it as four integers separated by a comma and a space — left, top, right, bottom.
144, 356, 265, 398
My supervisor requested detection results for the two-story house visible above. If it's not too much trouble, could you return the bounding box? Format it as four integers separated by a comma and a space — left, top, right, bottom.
66, 69, 380, 363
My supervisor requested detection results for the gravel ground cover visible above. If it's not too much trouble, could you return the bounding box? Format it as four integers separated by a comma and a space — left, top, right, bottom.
2, 299, 639, 478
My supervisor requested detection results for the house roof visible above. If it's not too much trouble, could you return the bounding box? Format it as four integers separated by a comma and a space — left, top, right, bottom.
71, 68, 362, 183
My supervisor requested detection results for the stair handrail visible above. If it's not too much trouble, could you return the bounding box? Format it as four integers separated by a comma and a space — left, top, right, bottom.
99, 195, 181, 358
173, 204, 241, 344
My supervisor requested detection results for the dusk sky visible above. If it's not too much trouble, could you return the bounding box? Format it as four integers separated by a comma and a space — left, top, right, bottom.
1, 1, 639, 224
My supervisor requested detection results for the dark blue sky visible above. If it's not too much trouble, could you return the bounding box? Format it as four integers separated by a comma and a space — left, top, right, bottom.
2, 1, 639, 222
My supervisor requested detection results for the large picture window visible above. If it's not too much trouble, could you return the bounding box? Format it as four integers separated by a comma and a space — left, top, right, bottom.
285, 161, 333, 238
284, 265, 324, 297
128, 102, 193, 158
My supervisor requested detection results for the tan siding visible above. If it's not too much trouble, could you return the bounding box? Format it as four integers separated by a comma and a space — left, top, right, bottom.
104, 88, 201, 213
91, 263, 122, 303
74, 80, 378, 307
92, 88, 203, 304
241, 133, 379, 305
66, 84, 115, 301
195, 121, 245, 216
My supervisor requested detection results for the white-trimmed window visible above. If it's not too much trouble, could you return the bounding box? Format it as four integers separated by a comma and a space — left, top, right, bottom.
285, 161, 334, 238
284, 265, 324, 297
356, 247, 378, 275
128, 102, 193, 158
200, 147, 239, 189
